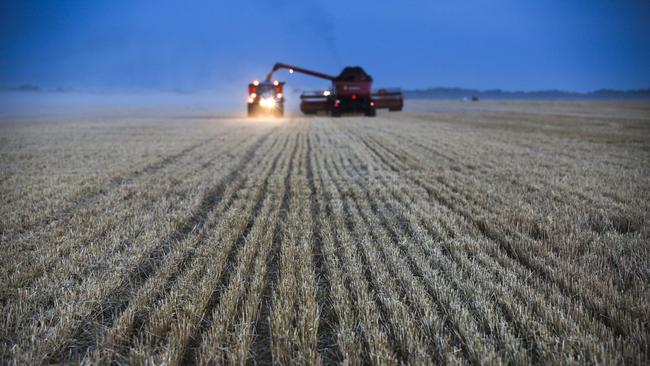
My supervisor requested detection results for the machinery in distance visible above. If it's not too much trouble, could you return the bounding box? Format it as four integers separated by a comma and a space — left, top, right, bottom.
247, 62, 403, 117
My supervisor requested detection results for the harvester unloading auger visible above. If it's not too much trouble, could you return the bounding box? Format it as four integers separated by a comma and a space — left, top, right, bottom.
247, 62, 403, 117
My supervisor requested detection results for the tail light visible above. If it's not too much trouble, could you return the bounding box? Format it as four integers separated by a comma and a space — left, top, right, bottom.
370, 101, 375, 107
351, 94, 357, 100
334, 100, 340, 108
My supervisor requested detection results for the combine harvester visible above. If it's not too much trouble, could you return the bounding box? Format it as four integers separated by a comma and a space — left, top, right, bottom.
247, 62, 403, 117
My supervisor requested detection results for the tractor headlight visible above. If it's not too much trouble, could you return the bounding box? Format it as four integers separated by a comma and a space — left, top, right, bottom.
260, 97, 276, 108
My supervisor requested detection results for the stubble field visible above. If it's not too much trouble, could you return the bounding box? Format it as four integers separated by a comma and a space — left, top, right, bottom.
1, 100, 649, 365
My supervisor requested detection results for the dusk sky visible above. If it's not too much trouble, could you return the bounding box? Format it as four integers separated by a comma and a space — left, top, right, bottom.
1, 0, 649, 92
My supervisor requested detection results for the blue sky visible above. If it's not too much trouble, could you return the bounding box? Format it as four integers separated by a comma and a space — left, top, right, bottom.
1, 0, 649, 92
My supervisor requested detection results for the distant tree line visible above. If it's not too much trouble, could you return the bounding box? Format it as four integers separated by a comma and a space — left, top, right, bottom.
404, 87, 650, 100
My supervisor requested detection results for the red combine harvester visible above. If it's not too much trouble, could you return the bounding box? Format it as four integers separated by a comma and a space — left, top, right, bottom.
247, 79, 285, 117
265, 62, 403, 117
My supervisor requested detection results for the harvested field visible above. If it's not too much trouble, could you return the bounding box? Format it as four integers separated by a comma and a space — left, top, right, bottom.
1, 100, 649, 364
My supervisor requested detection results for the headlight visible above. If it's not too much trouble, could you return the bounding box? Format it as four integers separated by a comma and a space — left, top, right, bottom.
260, 97, 276, 108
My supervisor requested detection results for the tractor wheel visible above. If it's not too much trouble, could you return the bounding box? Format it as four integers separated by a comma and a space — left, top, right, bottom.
331, 109, 342, 118
365, 107, 377, 117
275, 104, 284, 117
247, 104, 257, 117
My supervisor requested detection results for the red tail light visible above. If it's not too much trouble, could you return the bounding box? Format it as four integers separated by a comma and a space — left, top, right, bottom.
351, 94, 357, 100
370, 101, 375, 107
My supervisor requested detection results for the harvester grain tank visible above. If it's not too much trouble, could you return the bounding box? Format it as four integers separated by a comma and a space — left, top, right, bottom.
264, 62, 403, 117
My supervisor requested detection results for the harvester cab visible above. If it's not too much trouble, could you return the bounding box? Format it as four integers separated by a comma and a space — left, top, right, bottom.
247, 79, 285, 117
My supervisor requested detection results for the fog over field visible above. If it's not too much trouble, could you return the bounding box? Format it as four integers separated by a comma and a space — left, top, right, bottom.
0, 92, 238, 118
